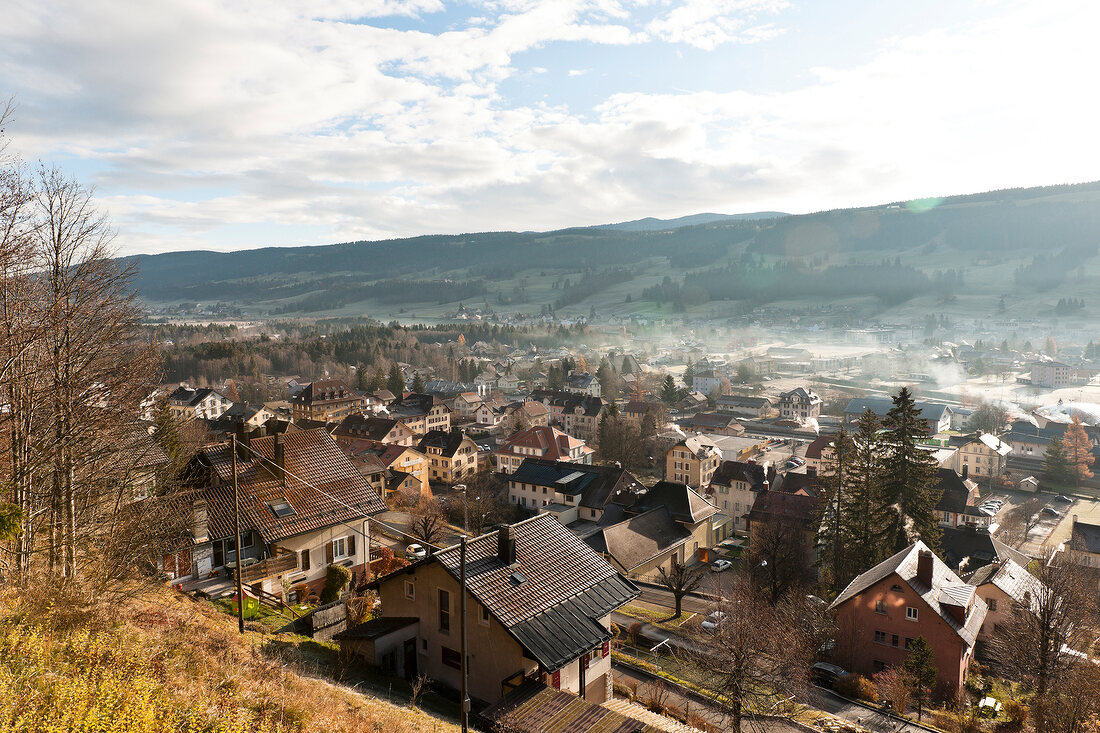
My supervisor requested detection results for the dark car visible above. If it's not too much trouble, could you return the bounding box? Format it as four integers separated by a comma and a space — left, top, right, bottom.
810, 662, 847, 689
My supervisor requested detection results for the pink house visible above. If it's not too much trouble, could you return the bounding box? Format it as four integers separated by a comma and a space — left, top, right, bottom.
829, 541, 986, 697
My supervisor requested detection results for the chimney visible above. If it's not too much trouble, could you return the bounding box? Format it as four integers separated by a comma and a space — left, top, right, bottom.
497, 525, 517, 566
191, 499, 209, 543
235, 422, 250, 461
273, 433, 285, 483
961, 464, 968, 480
917, 549, 934, 587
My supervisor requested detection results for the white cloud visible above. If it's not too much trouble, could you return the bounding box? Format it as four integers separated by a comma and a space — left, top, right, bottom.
2, 0, 1099, 255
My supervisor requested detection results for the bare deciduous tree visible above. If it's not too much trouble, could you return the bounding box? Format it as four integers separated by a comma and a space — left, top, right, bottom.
656, 557, 706, 618
408, 497, 448, 547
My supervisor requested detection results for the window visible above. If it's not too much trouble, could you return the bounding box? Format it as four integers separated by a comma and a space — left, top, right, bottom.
987, 598, 997, 612
442, 646, 461, 670
439, 589, 451, 632
300, 549, 311, 571
906, 607, 919, 621
904, 638, 914, 650
891, 584, 904, 593
874, 600, 886, 614
479, 605, 490, 626
891, 634, 899, 647
405, 581, 415, 600
874, 630, 887, 644
269, 499, 295, 518
332, 536, 348, 559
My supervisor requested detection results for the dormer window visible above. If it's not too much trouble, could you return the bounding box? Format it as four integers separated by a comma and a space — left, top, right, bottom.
269, 499, 295, 518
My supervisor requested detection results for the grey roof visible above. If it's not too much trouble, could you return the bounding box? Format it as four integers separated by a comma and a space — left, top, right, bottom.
1072, 519, 1100, 554
627, 481, 717, 524
509, 458, 643, 509
710, 460, 775, 490
590, 507, 692, 571
934, 468, 974, 515
830, 541, 987, 647
939, 526, 1032, 573
969, 559, 1044, 612
432, 514, 638, 671
844, 396, 950, 421
333, 617, 418, 641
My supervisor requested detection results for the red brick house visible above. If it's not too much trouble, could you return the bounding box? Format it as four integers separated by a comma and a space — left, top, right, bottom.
829, 542, 986, 697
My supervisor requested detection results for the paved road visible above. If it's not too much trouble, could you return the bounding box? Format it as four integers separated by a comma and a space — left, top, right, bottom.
807, 688, 930, 733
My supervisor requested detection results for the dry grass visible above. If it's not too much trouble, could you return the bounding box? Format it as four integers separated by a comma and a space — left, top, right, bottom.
0, 582, 464, 733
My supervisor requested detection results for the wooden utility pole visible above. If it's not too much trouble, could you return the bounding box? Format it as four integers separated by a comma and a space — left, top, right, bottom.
460, 535, 469, 733
232, 435, 245, 634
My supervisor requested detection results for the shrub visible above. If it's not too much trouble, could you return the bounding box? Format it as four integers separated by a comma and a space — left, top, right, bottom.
1003, 698, 1029, 726
321, 564, 352, 604
836, 673, 878, 703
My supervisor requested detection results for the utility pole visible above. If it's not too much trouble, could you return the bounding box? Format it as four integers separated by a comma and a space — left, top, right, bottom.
460, 535, 469, 733
232, 435, 245, 634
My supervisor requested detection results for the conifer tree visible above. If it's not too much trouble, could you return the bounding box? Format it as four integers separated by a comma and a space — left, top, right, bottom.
1043, 435, 1072, 487
843, 410, 893, 579
903, 637, 937, 721
1063, 415, 1095, 491
683, 359, 695, 388
815, 427, 855, 596
386, 363, 405, 396
881, 388, 942, 551
411, 372, 425, 394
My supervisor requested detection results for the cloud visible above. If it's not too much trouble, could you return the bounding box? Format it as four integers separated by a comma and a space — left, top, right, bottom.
2, 0, 1099, 256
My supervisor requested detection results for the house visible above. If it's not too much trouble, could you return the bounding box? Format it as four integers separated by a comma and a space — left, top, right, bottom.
844, 396, 953, 435
117, 426, 172, 501
622, 400, 665, 427
290, 379, 361, 423
939, 526, 1030, 575
480, 681, 667, 733
563, 372, 601, 398
665, 436, 722, 488
715, 395, 772, 418
506, 459, 644, 523
1029, 361, 1074, 388
168, 427, 387, 597
346, 515, 638, 705
691, 368, 724, 396
201, 403, 278, 440
336, 439, 431, 500
678, 411, 744, 436
1069, 515, 1100, 569
503, 400, 550, 432
777, 387, 821, 422
496, 374, 521, 391
708, 460, 776, 533
452, 392, 484, 419
331, 440, 389, 496
390, 393, 452, 435
934, 468, 986, 530
829, 542, 986, 696
589, 481, 717, 580
167, 385, 233, 421
332, 414, 415, 447
805, 435, 835, 474
417, 429, 480, 484
968, 559, 1043, 643
949, 433, 1012, 481
493, 425, 594, 475
527, 390, 607, 444
745, 488, 820, 572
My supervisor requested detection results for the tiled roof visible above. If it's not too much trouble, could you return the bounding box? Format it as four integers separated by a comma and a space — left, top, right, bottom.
747, 489, 818, 525
196, 428, 386, 543
830, 541, 987, 646
939, 526, 1030, 572
805, 435, 832, 460
431, 515, 637, 669
590, 507, 692, 571
416, 429, 472, 458
333, 415, 403, 442
628, 481, 716, 524
480, 682, 666, 733
969, 559, 1044, 612
291, 379, 356, 405
709, 460, 775, 490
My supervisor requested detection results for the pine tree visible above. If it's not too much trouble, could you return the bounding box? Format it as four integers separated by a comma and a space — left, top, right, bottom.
683, 359, 695, 388
1042, 435, 1072, 487
661, 375, 679, 404
411, 372, 425, 394
815, 427, 855, 596
844, 410, 893, 579
903, 636, 937, 721
1063, 415, 1095, 490
386, 363, 405, 396
369, 365, 385, 392
881, 388, 942, 551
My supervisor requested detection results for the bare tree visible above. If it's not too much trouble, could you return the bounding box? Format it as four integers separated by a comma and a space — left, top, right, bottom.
747, 519, 811, 604
408, 497, 448, 546
989, 553, 1099, 731
656, 558, 706, 618
682, 575, 816, 730
997, 497, 1042, 547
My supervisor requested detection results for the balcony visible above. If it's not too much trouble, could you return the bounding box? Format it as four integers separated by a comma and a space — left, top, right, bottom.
236, 550, 299, 584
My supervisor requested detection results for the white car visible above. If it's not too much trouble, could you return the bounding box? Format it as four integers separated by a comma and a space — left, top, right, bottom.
711, 559, 733, 573
405, 543, 428, 560
700, 610, 726, 631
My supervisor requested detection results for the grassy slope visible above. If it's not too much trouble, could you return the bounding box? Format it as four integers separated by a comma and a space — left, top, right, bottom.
0, 585, 463, 733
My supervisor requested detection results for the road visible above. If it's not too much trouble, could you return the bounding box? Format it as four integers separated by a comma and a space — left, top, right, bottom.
807, 688, 931, 733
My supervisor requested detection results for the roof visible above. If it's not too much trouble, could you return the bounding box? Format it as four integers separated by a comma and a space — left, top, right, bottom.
168, 386, 228, 407
844, 396, 951, 422
1071, 518, 1100, 554
479, 682, 666, 733
194, 428, 387, 542
497, 425, 590, 461
508, 458, 642, 509
590, 507, 692, 571
968, 559, 1044, 613
627, 481, 717, 524
528, 390, 606, 417
805, 435, 832, 460
674, 435, 721, 459
333, 617, 418, 641
939, 526, 1031, 572
333, 415, 404, 442
934, 468, 975, 515
290, 379, 356, 406
710, 460, 775, 490
978, 433, 1013, 456
430, 515, 638, 671
682, 412, 743, 430
747, 489, 819, 525
830, 541, 987, 646
416, 429, 472, 458
780, 387, 821, 403
717, 395, 771, 408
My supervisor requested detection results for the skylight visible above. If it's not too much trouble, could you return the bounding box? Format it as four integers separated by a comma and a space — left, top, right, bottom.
269, 499, 295, 518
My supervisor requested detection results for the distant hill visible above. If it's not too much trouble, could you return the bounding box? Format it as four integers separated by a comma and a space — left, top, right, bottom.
128, 180, 1100, 318
596, 211, 787, 231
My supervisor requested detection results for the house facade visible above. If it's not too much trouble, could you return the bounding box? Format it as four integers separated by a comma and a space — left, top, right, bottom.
348, 516, 638, 706
506, 458, 644, 523
665, 436, 721, 488
950, 434, 1012, 481
493, 425, 594, 474
968, 559, 1043, 643
391, 394, 452, 436
290, 379, 361, 423
829, 542, 986, 697
708, 460, 775, 534
715, 395, 772, 418
418, 429, 480, 484
777, 387, 821, 421
168, 386, 233, 421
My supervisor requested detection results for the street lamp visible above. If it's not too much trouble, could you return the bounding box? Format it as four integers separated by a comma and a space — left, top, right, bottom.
453, 483, 469, 533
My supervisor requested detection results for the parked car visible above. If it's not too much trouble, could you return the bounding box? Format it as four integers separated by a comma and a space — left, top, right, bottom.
1041, 507, 1060, 517
810, 662, 847, 689
711, 559, 733, 573
700, 611, 726, 631
405, 543, 428, 560
1055, 495, 1073, 503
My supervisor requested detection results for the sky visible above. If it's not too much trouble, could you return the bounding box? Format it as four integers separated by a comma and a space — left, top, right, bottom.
3, 0, 1100, 256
